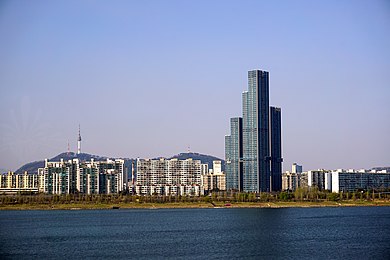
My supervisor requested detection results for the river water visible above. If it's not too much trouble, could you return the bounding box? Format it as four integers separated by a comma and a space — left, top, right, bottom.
0, 207, 389, 259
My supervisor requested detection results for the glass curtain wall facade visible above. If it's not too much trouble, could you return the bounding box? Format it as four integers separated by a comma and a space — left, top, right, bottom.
225, 117, 243, 191
270, 106, 282, 191
225, 69, 282, 193
242, 70, 270, 192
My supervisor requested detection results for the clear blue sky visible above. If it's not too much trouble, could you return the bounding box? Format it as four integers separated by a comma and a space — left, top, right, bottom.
0, 0, 389, 172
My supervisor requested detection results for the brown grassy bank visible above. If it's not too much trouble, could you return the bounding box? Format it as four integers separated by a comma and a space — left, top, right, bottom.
1, 200, 389, 210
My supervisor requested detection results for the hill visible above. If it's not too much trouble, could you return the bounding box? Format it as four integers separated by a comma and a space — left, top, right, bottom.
15, 152, 224, 174
15, 152, 107, 174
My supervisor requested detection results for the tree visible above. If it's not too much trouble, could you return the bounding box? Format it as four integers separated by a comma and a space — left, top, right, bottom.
327, 192, 339, 202
294, 188, 305, 201
279, 192, 291, 201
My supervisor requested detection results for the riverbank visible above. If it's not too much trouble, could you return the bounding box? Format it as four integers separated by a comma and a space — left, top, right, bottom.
1, 200, 390, 210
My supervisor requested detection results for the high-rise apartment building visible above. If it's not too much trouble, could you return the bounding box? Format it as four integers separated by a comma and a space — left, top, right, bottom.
282, 172, 300, 191
0, 171, 39, 193
201, 161, 226, 193
225, 117, 243, 191
226, 69, 282, 193
331, 169, 390, 193
136, 158, 202, 196
39, 158, 125, 195
307, 169, 329, 191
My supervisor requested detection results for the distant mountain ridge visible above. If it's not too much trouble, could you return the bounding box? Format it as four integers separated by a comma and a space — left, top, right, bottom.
13, 152, 387, 175
15, 152, 224, 174
15, 152, 107, 174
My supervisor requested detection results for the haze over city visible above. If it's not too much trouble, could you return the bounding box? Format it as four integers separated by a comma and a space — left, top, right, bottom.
0, 0, 389, 172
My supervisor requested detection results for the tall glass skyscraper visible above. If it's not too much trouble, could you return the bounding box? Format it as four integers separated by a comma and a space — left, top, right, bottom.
242, 70, 270, 192
225, 69, 282, 193
270, 106, 282, 191
225, 117, 243, 191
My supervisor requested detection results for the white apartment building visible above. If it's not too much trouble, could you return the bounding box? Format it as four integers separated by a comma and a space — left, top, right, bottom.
307, 169, 330, 191
331, 169, 390, 193
201, 161, 226, 193
0, 171, 39, 193
283, 167, 390, 193
39, 158, 125, 195
282, 164, 305, 191
282, 172, 300, 191
136, 158, 202, 196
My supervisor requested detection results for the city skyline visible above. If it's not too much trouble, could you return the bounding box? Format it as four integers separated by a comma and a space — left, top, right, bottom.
1, 1, 389, 171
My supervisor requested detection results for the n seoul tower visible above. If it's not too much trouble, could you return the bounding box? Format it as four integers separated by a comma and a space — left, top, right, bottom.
77, 124, 82, 154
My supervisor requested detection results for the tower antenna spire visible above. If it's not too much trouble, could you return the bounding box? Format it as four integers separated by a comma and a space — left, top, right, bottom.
77, 124, 82, 154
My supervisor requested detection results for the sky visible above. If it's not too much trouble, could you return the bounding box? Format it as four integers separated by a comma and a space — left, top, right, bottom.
0, 0, 389, 172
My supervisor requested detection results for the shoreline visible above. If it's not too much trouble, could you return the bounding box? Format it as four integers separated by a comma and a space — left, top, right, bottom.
1, 200, 390, 210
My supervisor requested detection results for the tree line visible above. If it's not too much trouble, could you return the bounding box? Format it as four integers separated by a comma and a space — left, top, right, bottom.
1, 187, 389, 205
